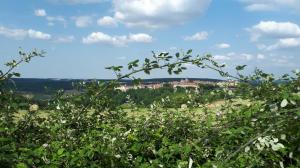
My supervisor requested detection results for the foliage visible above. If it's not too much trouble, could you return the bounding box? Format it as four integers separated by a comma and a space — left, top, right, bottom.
0, 49, 299, 167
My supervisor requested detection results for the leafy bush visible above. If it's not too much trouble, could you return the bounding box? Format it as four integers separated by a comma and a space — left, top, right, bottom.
0, 49, 299, 167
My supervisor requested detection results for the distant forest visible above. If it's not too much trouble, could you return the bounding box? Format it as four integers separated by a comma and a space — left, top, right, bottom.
7, 78, 223, 93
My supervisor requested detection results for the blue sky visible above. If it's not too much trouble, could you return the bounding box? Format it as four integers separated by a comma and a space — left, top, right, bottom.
0, 0, 299, 79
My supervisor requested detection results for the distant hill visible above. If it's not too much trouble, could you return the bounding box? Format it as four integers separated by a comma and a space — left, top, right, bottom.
8, 78, 224, 93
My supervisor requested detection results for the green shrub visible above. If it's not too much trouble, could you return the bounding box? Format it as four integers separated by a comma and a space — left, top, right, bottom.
0, 49, 299, 167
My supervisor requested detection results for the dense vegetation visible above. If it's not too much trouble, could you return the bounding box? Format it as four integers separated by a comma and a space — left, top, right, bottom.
108, 84, 222, 108
9, 79, 223, 109
0, 49, 299, 167
9, 78, 222, 94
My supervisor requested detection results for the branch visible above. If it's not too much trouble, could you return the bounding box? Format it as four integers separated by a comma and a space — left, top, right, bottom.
224, 119, 285, 162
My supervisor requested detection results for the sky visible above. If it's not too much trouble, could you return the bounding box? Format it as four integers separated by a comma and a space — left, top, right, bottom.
0, 0, 299, 79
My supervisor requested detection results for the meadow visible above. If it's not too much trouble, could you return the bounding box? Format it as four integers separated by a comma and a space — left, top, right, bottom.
1, 50, 299, 167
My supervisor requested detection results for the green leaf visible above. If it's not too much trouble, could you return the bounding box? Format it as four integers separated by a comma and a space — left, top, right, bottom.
114, 66, 123, 71
206, 54, 212, 58
187, 49, 192, 54
13, 72, 21, 77
129, 59, 139, 66
128, 60, 139, 70
182, 55, 191, 61
57, 148, 65, 155
220, 64, 226, 68
280, 99, 288, 108
144, 69, 150, 75
105, 66, 113, 70
145, 58, 150, 63
16, 163, 28, 168
0, 137, 10, 142
236, 65, 247, 71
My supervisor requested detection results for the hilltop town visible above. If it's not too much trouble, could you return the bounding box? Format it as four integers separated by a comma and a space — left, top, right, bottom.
10, 78, 237, 93
116, 79, 237, 92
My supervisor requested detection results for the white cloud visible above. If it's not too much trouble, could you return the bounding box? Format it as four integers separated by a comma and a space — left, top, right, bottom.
34, 9, 47, 17
48, 22, 55, 26
0, 26, 51, 40
214, 55, 231, 60
244, 3, 276, 11
272, 58, 289, 65
241, 53, 253, 60
28, 29, 51, 40
107, 0, 211, 29
47, 16, 66, 23
0, 26, 27, 40
213, 52, 262, 61
227, 52, 236, 57
169, 47, 178, 51
276, 38, 300, 48
83, 32, 112, 44
257, 54, 265, 59
34, 8, 66, 27
116, 56, 127, 60
256, 44, 268, 50
97, 16, 118, 27
239, 0, 300, 12
265, 38, 300, 50
216, 43, 231, 49
82, 32, 153, 46
73, 16, 93, 28
247, 21, 300, 41
271, 55, 296, 67
54, 35, 75, 43
184, 31, 208, 41
248, 21, 300, 52
46, 16, 67, 27
128, 33, 153, 43
51, 0, 105, 4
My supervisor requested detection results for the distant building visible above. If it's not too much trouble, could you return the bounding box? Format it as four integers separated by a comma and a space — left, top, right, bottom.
170, 79, 199, 89
115, 85, 130, 92
115, 79, 237, 92
216, 80, 238, 87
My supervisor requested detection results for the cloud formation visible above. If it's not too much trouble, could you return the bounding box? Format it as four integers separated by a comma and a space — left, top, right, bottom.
46, 16, 67, 27
50, 0, 105, 4
73, 16, 93, 27
257, 54, 265, 59
213, 52, 264, 61
216, 43, 231, 49
239, 0, 300, 12
35, 9, 47, 17
97, 16, 118, 27
184, 31, 208, 41
0, 26, 51, 40
54, 35, 75, 43
247, 21, 300, 41
214, 55, 231, 60
82, 32, 152, 46
248, 21, 300, 51
102, 0, 212, 29
264, 38, 300, 50
34, 9, 66, 27
28, 29, 51, 40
